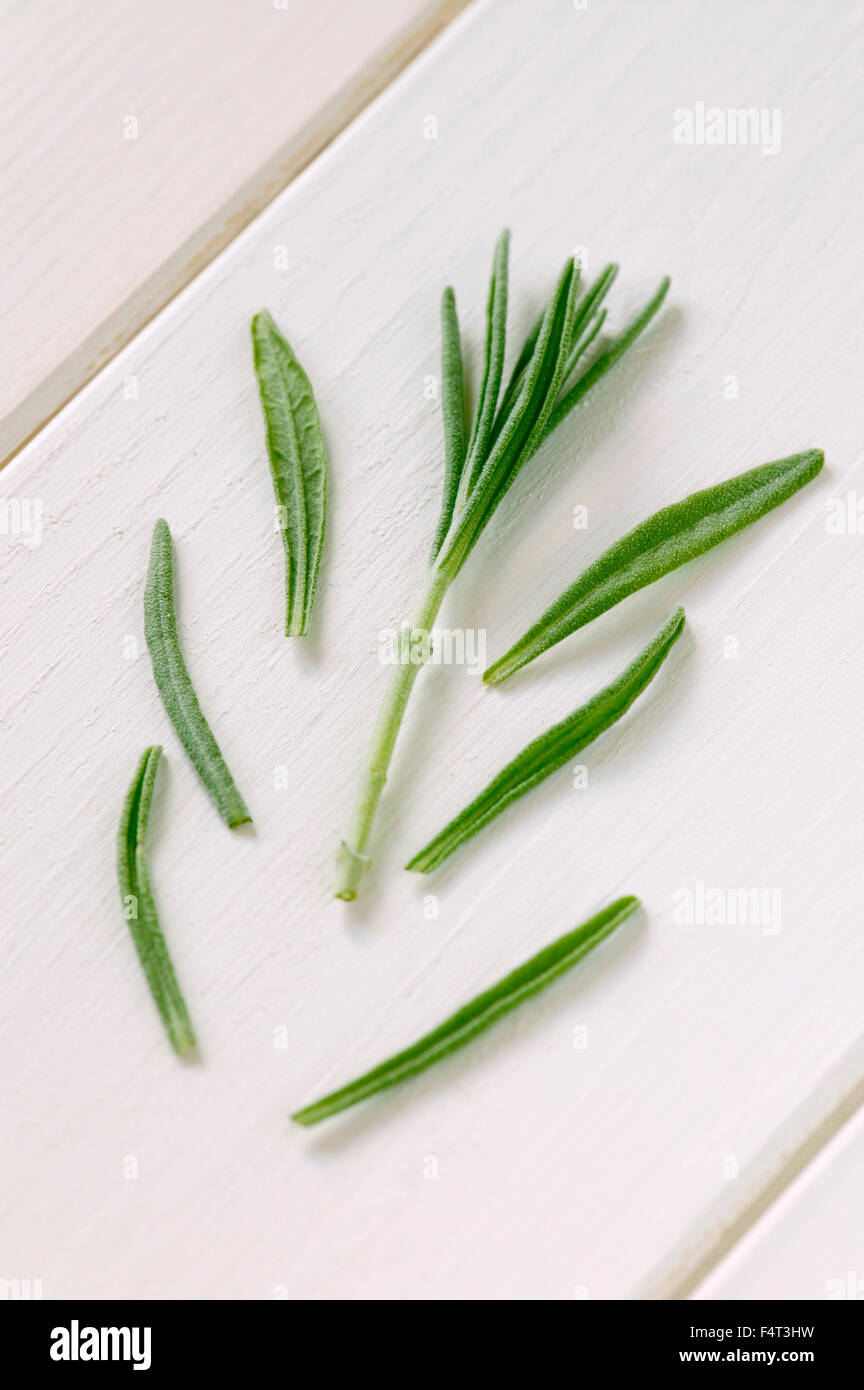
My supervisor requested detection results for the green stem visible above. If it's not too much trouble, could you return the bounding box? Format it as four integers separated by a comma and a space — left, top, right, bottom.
335, 567, 451, 900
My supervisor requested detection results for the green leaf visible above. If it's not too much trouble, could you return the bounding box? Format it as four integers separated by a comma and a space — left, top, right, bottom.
460, 229, 511, 496
293, 895, 639, 1125
144, 519, 252, 827
561, 305, 606, 384
560, 261, 618, 383
541, 275, 670, 445
485, 449, 823, 684
408, 608, 684, 874
117, 746, 197, 1056
429, 287, 467, 560
492, 310, 543, 437
251, 309, 328, 637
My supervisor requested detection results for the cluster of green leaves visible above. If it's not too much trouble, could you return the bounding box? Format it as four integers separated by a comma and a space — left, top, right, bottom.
114, 233, 824, 1118
431, 231, 670, 579
335, 232, 671, 900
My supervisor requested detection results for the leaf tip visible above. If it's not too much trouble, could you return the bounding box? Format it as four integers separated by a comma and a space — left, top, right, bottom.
805, 447, 825, 472
615, 893, 641, 917
251, 307, 275, 335
482, 659, 505, 685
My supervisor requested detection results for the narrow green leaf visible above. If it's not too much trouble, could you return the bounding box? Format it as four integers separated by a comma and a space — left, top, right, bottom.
293, 895, 639, 1125
144, 519, 252, 828
561, 305, 606, 384
117, 746, 197, 1056
563, 261, 618, 366
408, 608, 684, 873
493, 310, 543, 436
485, 449, 823, 684
429, 287, 467, 560
251, 308, 328, 637
461, 229, 511, 495
541, 275, 670, 444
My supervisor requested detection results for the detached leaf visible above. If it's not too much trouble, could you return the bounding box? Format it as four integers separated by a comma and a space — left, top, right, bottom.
251, 309, 328, 637
144, 519, 252, 828
408, 608, 684, 874
293, 895, 639, 1125
485, 448, 823, 684
117, 746, 197, 1056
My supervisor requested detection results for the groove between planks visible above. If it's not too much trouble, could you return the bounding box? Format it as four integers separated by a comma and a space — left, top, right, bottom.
0, 0, 473, 470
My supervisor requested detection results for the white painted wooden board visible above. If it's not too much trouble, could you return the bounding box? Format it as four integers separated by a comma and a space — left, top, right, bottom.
0, 0, 468, 464
2, 0, 863, 1300
694, 1104, 864, 1301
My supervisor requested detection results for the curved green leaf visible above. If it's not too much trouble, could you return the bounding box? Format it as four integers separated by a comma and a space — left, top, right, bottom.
144, 519, 252, 827
293, 895, 639, 1125
117, 746, 197, 1055
408, 608, 684, 874
485, 449, 823, 684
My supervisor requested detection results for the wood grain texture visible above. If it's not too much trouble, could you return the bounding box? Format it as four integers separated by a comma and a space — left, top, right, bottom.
2, 0, 863, 1299
0, 0, 469, 464
694, 1106, 864, 1300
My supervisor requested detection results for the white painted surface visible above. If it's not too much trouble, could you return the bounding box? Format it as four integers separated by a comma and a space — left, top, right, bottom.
695, 1107, 864, 1301
2, 0, 863, 1299
0, 0, 467, 463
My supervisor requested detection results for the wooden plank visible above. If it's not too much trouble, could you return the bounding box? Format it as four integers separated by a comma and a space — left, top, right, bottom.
0, 0, 469, 464
693, 1105, 864, 1300
2, 0, 863, 1299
